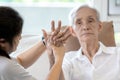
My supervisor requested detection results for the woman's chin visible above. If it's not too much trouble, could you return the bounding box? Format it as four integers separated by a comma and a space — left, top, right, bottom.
80, 37, 92, 42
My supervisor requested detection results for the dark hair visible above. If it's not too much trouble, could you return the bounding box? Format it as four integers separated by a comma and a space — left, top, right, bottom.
0, 6, 23, 59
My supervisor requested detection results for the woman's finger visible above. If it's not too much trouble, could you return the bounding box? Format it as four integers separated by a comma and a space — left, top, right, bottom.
62, 26, 70, 36
52, 20, 61, 37
51, 20, 55, 32
52, 32, 63, 41
56, 32, 71, 42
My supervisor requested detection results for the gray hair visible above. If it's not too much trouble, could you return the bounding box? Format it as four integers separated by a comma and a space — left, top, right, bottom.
68, 5, 100, 26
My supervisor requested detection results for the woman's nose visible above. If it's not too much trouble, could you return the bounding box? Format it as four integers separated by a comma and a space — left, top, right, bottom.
82, 22, 89, 30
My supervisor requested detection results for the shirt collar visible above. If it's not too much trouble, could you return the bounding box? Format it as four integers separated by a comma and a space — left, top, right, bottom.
100, 42, 115, 54
76, 42, 114, 58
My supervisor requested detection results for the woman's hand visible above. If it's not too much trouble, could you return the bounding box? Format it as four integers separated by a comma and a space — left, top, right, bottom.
42, 20, 71, 65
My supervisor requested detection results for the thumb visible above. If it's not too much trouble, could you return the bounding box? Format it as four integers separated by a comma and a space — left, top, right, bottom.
69, 26, 76, 37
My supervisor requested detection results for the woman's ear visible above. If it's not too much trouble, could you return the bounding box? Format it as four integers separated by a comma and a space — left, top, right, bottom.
98, 21, 103, 32
0, 38, 6, 43
0, 38, 6, 48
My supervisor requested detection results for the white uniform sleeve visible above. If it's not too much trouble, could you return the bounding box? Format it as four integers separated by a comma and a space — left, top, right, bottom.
11, 56, 18, 62
0, 57, 36, 80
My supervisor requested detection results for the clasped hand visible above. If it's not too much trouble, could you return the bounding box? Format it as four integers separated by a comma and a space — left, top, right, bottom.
42, 20, 71, 62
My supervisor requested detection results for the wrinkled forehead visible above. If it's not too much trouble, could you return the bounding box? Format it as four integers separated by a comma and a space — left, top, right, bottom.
75, 7, 98, 20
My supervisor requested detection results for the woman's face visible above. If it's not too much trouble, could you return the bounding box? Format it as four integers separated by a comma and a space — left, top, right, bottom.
12, 34, 21, 52
73, 7, 102, 43
0, 34, 21, 54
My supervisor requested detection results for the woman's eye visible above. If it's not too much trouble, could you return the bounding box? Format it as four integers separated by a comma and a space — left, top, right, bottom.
88, 18, 95, 23
89, 20, 93, 22
77, 21, 81, 24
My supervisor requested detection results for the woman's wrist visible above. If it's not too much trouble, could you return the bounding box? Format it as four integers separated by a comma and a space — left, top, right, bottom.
42, 36, 46, 46
55, 57, 64, 63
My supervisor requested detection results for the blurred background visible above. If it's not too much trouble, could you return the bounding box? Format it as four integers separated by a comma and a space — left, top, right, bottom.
0, 0, 120, 79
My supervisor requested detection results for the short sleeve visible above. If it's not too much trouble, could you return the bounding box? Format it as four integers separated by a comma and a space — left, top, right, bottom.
0, 57, 36, 80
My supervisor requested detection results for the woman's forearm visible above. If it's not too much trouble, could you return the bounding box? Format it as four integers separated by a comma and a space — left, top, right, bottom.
46, 58, 63, 80
17, 41, 46, 68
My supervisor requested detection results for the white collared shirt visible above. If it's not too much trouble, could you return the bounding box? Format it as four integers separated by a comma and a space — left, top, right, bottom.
62, 42, 120, 80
